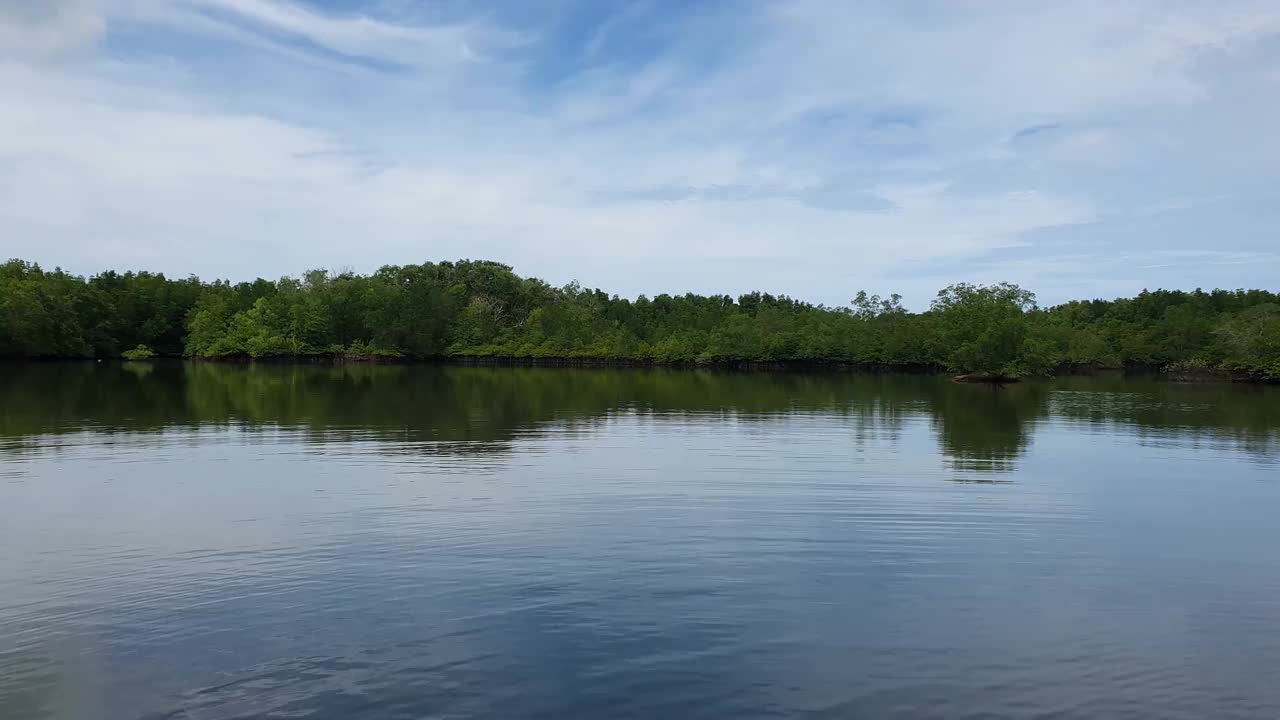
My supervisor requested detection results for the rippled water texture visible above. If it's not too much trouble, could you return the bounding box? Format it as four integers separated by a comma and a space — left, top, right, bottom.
2, 363, 1279, 719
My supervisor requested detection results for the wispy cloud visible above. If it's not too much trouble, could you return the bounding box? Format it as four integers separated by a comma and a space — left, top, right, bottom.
2, 0, 1279, 304
195, 0, 521, 66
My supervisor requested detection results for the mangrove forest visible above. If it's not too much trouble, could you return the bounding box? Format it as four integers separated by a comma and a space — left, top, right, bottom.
1, 258, 1278, 380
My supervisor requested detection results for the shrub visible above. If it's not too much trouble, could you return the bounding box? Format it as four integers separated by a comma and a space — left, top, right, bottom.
121, 344, 156, 360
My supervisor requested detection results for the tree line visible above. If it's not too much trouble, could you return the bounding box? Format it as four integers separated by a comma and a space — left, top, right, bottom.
2, 258, 1278, 380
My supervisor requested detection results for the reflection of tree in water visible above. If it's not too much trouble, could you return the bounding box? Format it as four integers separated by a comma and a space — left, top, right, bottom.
1050, 374, 1280, 460
0, 364, 917, 458
1, 364, 1276, 471
0, 362, 193, 438
924, 381, 1052, 477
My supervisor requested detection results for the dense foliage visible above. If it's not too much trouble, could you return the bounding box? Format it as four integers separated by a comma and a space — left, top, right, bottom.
2, 258, 1278, 379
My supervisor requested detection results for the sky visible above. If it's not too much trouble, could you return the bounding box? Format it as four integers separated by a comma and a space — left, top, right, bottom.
2, 0, 1279, 308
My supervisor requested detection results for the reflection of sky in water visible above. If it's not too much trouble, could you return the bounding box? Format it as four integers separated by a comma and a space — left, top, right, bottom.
2, 367, 1280, 718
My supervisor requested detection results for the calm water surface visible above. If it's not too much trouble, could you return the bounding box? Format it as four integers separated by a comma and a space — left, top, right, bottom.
2, 363, 1279, 719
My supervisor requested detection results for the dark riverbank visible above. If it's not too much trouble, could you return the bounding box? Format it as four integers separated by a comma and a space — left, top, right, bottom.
15, 354, 1276, 383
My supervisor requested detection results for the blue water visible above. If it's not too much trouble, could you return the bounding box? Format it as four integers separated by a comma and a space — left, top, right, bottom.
1, 365, 1278, 718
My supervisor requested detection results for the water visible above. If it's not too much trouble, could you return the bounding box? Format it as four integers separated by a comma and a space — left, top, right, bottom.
2, 363, 1278, 719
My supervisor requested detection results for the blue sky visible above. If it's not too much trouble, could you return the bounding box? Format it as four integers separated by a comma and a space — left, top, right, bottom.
2, 0, 1279, 307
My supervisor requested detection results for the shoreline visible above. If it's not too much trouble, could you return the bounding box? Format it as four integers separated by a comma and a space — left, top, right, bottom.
8, 355, 1276, 383
188, 354, 947, 374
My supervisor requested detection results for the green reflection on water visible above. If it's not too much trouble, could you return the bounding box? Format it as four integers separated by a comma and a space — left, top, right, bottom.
1, 362, 1276, 471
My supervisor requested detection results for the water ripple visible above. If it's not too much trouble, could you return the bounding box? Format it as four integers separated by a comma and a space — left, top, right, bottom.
2, 370, 1279, 718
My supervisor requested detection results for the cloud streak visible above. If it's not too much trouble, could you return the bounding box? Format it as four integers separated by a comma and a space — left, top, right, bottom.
1, 0, 1278, 306
165, 0, 521, 69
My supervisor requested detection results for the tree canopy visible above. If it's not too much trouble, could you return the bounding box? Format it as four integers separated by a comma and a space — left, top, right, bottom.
2, 258, 1278, 380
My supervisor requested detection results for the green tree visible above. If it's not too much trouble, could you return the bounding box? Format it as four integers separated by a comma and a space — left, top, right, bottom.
1215, 304, 1280, 380
929, 283, 1037, 377
2, 257, 1278, 381
122, 344, 156, 360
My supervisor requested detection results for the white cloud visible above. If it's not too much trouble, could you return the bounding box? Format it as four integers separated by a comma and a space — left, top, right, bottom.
1, 0, 1278, 304
0, 0, 105, 60
167, 0, 509, 68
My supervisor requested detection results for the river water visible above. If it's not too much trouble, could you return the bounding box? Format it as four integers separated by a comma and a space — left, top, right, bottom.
2, 363, 1278, 719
